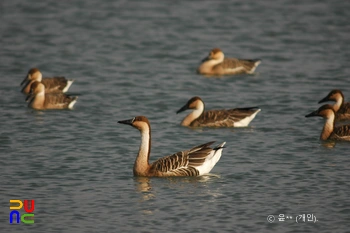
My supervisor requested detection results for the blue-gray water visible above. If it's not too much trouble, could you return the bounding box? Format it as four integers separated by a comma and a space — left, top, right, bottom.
1, 0, 350, 232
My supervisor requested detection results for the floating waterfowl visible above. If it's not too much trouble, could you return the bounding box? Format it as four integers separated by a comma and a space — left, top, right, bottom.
318, 89, 350, 121
118, 116, 225, 177
197, 48, 261, 75
21, 68, 74, 94
26, 81, 77, 110
305, 104, 350, 141
176, 96, 261, 127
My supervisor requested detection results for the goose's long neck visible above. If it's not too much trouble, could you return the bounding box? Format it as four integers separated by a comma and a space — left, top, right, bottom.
320, 115, 335, 140
30, 92, 45, 109
198, 58, 223, 74
333, 96, 343, 112
134, 126, 151, 176
181, 102, 204, 126
22, 80, 35, 94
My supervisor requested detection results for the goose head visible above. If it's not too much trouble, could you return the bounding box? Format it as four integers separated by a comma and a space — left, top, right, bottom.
21, 68, 43, 86
201, 48, 225, 63
318, 89, 344, 104
118, 116, 151, 131
176, 96, 205, 114
305, 104, 336, 119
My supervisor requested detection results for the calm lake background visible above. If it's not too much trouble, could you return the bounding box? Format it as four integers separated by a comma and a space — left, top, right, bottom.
1, 0, 350, 232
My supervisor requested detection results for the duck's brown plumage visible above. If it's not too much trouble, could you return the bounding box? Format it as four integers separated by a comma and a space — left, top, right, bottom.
176, 96, 261, 127
118, 116, 225, 177
197, 48, 261, 75
305, 104, 350, 141
27, 81, 77, 110
221, 58, 261, 72
191, 108, 260, 127
149, 141, 217, 176
21, 68, 74, 94
318, 89, 350, 121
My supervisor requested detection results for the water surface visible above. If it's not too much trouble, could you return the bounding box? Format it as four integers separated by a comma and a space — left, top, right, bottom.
1, 0, 350, 232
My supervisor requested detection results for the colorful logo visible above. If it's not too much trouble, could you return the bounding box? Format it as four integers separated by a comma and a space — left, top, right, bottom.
9, 200, 35, 224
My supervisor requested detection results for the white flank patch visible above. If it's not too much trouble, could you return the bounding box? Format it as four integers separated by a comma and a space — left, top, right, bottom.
226, 66, 244, 73
63, 80, 74, 93
234, 109, 261, 127
196, 142, 226, 176
249, 61, 261, 73
248, 60, 261, 73
68, 98, 77, 109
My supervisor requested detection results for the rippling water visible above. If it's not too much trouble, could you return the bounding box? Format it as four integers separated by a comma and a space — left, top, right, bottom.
1, 0, 350, 232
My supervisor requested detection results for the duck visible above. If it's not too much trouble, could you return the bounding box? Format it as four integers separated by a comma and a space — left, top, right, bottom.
26, 81, 78, 110
176, 96, 261, 128
21, 68, 74, 95
318, 89, 350, 121
197, 48, 261, 75
118, 116, 225, 177
305, 104, 350, 141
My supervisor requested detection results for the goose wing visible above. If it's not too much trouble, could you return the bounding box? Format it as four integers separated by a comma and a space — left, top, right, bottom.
221, 58, 260, 71
44, 93, 76, 109
237, 59, 261, 71
194, 108, 259, 127
149, 141, 216, 176
226, 107, 260, 119
338, 102, 350, 114
42, 77, 69, 92
333, 125, 350, 140
219, 58, 245, 73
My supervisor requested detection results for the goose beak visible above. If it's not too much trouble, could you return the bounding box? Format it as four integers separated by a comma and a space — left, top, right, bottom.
20, 75, 29, 86
201, 55, 210, 62
118, 118, 134, 125
305, 110, 319, 118
176, 104, 189, 114
25, 92, 33, 102
318, 96, 329, 104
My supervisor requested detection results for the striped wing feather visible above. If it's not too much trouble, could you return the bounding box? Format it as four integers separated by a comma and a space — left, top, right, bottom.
44, 93, 76, 109
332, 125, 350, 140
336, 113, 350, 121
237, 59, 261, 71
338, 102, 350, 114
221, 58, 260, 72
42, 77, 69, 92
150, 141, 215, 176
192, 108, 258, 127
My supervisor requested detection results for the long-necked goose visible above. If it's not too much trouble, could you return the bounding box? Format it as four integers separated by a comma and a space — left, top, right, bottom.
26, 81, 77, 110
318, 89, 350, 121
21, 68, 74, 94
197, 48, 261, 75
305, 104, 350, 141
118, 116, 225, 177
176, 96, 261, 128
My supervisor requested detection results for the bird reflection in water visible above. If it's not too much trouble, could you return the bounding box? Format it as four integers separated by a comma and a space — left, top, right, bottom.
134, 174, 222, 215
134, 174, 220, 195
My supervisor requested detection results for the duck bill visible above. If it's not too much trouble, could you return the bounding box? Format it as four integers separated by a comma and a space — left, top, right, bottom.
25, 93, 33, 102
201, 55, 210, 62
176, 104, 189, 114
318, 96, 330, 104
305, 110, 319, 118
21, 79, 32, 90
20, 75, 29, 86
118, 118, 134, 125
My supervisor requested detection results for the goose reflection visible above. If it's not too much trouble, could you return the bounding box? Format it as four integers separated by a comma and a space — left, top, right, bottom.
135, 176, 153, 193
134, 174, 220, 197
